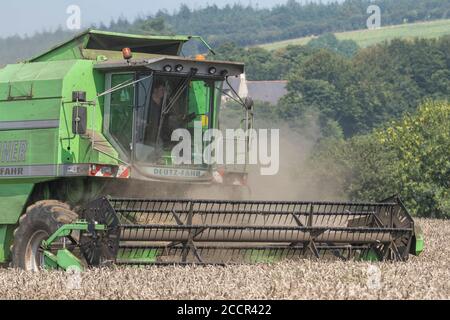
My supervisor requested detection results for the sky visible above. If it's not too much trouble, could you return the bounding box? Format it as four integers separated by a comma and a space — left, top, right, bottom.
0, 0, 301, 38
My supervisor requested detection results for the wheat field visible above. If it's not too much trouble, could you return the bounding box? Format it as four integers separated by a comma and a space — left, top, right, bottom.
0, 218, 448, 300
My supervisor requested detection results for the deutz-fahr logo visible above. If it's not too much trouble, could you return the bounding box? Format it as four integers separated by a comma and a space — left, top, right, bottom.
0, 140, 28, 176
0, 140, 28, 163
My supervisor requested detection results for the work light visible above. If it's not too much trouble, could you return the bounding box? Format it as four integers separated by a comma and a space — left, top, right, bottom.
175, 64, 184, 72
208, 67, 217, 74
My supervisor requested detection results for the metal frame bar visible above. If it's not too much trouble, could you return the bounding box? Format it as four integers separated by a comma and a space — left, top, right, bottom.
42, 221, 106, 249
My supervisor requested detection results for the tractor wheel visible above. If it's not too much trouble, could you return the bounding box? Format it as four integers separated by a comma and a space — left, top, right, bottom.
11, 200, 78, 271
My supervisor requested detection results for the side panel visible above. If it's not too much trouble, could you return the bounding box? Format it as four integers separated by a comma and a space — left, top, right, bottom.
0, 60, 78, 180
59, 60, 119, 166
0, 99, 61, 122
30, 36, 87, 62
0, 61, 74, 101
0, 129, 59, 179
0, 183, 34, 225
0, 224, 15, 263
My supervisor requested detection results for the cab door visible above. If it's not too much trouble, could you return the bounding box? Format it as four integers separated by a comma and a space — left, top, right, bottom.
104, 73, 135, 161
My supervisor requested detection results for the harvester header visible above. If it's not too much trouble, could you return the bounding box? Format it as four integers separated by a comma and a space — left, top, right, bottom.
82, 196, 419, 265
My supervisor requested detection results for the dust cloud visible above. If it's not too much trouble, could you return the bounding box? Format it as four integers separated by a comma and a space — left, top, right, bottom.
187, 108, 347, 202
104, 106, 348, 202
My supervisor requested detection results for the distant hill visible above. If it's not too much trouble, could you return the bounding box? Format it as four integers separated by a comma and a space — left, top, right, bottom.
259, 19, 450, 50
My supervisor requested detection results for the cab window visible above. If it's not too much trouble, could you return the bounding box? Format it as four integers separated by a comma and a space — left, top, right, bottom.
106, 73, 134, 155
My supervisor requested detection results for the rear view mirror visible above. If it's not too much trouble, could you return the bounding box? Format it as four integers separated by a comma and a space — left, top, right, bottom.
244, 97, 254, 110
72, 106, 87, 135
72, 91, 87, 102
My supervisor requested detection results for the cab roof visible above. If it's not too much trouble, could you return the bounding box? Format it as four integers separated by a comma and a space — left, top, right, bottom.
29, 29, 191, 62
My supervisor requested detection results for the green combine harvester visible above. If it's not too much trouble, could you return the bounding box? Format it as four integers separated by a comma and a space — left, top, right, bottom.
0, 30, 423, 271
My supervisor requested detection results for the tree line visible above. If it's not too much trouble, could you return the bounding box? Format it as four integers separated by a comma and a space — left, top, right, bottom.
2, 0, 450, 64
220, 35, 450, 138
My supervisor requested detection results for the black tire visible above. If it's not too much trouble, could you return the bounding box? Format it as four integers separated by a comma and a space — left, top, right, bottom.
11, 200, 78, 271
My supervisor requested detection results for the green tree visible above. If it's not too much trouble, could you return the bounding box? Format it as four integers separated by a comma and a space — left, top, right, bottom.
281, 37, 450, 137
375, 100, 450, 218
310, 100, 450, 218
308, 33, 359, 57
280, 50, 351, 131
133, 17, 173, 35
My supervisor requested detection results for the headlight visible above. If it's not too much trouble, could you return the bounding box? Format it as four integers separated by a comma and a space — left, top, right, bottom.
175, 64, 184, 72
208, 67, 217, 74
163, 65, 173, 72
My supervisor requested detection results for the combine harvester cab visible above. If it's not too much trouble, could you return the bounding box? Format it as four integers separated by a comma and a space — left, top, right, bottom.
0, 30, 423, 271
